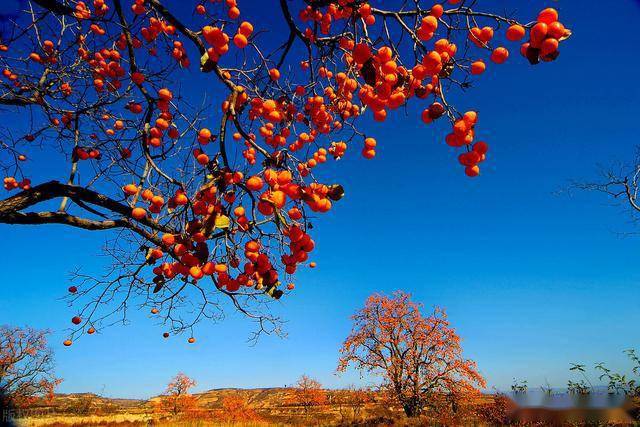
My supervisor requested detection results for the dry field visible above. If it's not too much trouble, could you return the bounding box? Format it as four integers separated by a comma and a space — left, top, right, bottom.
13, 390, 637, 426
13, 388, 414, 427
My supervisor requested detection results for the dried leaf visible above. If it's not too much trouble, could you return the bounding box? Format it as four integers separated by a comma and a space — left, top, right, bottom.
214, 214, 230, 229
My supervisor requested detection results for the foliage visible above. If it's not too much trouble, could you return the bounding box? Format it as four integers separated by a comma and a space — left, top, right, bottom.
217, 393, 261, 423
0, 325, 61, 408
337, 291, 485, 418
0, 1, 571, 341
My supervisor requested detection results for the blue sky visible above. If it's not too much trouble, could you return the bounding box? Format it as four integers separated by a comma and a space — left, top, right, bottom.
1, 0, 640, 398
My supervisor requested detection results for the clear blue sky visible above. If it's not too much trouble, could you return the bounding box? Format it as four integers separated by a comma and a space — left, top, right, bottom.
1, 0, 640, 399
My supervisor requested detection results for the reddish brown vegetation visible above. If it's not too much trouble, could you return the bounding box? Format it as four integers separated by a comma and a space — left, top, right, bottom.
217, 393, 261, 423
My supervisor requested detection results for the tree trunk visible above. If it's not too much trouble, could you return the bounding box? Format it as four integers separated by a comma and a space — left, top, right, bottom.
402, 398, 422, 418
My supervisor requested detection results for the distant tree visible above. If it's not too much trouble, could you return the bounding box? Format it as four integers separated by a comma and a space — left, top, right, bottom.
336, 385, 373, 423
157, 372, 198, 417
290, 375, 327, 416
0, 326, 61, 409
337, 291, 485, 418
511, 378, 528, 394
219, 393, 260, 423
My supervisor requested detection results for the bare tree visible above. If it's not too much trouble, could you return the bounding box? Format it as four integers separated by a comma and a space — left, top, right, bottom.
336, 385, 372, 423
574, 149, 640, 233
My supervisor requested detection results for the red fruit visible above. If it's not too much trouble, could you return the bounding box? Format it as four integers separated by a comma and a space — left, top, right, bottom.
189, 266, 204, 280
269, 68, 280, 81
537, 8, 558, 25
530, 23, 548, 47
233, 34, 248, 48
470, 60, 485, 75
123, 184, 138, 196
68, 286, 78, 293
362, 148, 376, 159
540, 38, 559, 57
428, 102, 445, 119
430, 4, 444, 19
506, 24, 526, 42
246, 176, 264, 191
465, 165, 480, 177
547, 22, 566, 40
158, 88, 173, 101
473, 141, 489, 155
131, 72, 145, 85
71, 316, 82, 325
352, 43, 371, 64
131, 207, 147, 220
490, 47, 509, 64
196, 153, 209, 165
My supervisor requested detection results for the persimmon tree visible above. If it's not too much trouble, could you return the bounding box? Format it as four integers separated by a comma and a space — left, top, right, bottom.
337, 292, 485, 418
0, 326, 61, 409
0, 0, 571, 343
156, 372, 198, 416
290, 374, 327, 415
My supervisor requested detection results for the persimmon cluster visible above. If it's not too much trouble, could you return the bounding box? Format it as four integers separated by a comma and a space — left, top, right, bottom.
520, 8, 570, 64
3, 177, 31, 191
0, 0, 571, 342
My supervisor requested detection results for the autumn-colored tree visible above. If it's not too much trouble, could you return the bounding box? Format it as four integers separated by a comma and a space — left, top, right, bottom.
289, 374, 327, 416
156, 372, 198, 417
218, 393, 261, 423
0, 326, 61, 409
337, 292, 486, 418
0, 1, 571, 343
